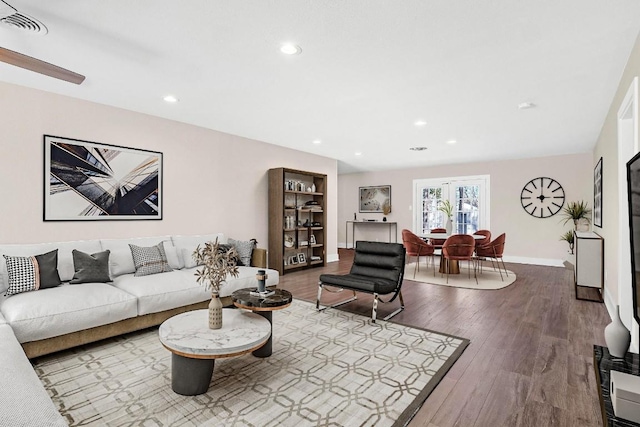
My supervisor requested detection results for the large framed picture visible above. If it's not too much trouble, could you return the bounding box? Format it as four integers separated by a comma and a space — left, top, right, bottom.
44, 135, 163, 221
359, 185, 391, 213
594, 157, 603, 228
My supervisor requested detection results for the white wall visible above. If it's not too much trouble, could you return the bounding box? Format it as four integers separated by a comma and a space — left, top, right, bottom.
338, 153, 592, 265
0, 82, 338, 264
594, 29, 640, 350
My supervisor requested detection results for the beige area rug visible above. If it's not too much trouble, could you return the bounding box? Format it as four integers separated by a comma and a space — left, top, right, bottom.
33, 299, 468, 427
407, 260, 516, 290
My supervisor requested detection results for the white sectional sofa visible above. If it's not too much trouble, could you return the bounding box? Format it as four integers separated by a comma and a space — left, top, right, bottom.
0, 233, 278, 426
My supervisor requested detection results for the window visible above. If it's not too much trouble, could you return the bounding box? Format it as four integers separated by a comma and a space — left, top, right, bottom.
413, 175, 490, 235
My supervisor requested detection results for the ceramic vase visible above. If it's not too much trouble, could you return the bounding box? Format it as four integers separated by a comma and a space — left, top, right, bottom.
256, 269, 267, 293
208, 293, 223, 329
604, 305, 630, 358
445, 218, 453, 234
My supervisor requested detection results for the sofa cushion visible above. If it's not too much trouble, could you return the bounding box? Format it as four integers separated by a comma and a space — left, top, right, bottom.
3, 250, 63, 296
163, 242, 184, 270
1, 283, 138, 343
100, 236, 172, 278
3, 255, 41, 296
70, 249, 111, 284
36, 250, 63, 289
183, 266, 280, 298
111, 271, 210, 315
227, 237, 256, 266
172, 233, 225, 268
129, 243, 172, 277
0, 239, 102, 293
0, 324, 67, 426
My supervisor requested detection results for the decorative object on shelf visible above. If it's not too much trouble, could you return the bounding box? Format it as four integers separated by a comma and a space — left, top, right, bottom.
520, 177, 565, 218
254, 269, 269, 293
560, 230, 575, 255
303, 219, 311, 227
289, 255, 298, 265
560, 200, 591, 231
193, 238, 239, 329
297, 253, 306, 263
43, 135, 163, 221
604, 305, 631, 358
382, 200, 391, 222
310, 235, 316, 245
438, 200, 454, 234
311, 183, 316, 192
312, 221, 321, 226
594, 157, 603, 228
284, 235, 294, 248
359, 185, 391, 213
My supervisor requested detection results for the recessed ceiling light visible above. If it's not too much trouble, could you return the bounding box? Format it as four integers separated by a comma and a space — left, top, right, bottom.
163, 95, 179, 103
446, 140, 457, 144
518, 102, 536, 110
409, 147, 428, 151
280, 44, 302, 55
414, 120, 427, 127
355, 152, 362, 156
312, 139, 322, 145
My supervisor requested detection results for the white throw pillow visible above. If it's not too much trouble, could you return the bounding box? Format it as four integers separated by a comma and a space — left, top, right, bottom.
163, 242, 183, 270
172, 233, 225, 267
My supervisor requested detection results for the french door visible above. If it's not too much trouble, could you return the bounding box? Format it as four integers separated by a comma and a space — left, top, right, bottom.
413, 175, 490, 235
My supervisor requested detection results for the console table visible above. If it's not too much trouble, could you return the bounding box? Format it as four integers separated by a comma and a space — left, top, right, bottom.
593, 345, 640, 426
345, 220, 397, 249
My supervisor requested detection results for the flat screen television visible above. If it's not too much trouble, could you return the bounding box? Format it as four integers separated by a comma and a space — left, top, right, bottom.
626, 151, 640, 327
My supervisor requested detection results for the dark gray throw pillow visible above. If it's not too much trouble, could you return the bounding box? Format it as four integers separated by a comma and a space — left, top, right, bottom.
70, 249, 111, 284
35, 249, 62, 289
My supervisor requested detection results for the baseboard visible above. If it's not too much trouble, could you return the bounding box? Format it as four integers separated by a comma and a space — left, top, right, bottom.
502, 256, 564, 267
338, 242, 353, 249
327, 253, 339, 263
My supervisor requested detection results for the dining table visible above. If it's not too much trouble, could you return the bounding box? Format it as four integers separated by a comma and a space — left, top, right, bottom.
419, 233, 487, 274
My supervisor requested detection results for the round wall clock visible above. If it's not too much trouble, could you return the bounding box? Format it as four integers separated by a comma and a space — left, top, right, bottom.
520, 177, 565, 218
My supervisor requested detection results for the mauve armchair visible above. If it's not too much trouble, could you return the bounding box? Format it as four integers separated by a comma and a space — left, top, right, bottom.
442, 234, 477, 284
401, 229, 435, 278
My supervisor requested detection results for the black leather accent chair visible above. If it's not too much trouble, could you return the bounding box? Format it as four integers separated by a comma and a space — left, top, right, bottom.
317, 241, 406, 323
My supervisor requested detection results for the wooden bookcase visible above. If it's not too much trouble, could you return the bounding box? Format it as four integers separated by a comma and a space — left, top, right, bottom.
268, 168, 327, 275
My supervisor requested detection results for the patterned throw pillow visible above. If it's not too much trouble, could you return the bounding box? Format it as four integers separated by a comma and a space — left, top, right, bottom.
4, 255, 40, 296
227, 238, 256, 266
129, 243, 173, 277
3, 250, 62, 296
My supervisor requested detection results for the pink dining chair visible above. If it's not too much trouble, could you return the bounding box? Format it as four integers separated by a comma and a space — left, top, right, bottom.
402, 229, 435, 278
442, 234, 477, 284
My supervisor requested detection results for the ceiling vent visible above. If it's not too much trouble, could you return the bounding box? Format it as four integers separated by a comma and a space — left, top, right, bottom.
0, 1, 47, 35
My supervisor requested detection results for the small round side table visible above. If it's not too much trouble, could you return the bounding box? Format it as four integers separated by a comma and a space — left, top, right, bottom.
231, 288, 292, 358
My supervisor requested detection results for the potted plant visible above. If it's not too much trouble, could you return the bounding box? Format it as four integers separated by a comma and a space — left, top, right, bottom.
193, 238, 239, 329
438, 200, 454, 233
560, 200, 592, 231
560, 230, 575, 255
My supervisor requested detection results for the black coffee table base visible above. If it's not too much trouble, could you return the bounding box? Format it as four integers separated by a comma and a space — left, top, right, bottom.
252, 311, 273, 358
171, 354, 214, 396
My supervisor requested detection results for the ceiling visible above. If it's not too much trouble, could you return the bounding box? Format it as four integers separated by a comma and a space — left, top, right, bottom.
1, 1, 640, 174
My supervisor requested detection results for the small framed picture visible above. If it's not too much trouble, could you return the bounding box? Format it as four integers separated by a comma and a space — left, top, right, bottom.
290, 255, 298, 265
310, 235, 316, 245
297, 253, 306, 264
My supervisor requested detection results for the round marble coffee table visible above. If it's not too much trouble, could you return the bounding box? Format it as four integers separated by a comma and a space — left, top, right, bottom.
232, 288, 292, 358
159, 309, 270, 396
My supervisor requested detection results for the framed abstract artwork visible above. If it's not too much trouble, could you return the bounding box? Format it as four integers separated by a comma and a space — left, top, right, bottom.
43, 135, 163, 221
594, 157, 603, 228
359, 185, 391, 213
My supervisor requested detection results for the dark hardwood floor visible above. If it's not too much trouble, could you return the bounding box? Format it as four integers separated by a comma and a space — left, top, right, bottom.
278, 249, 609, 427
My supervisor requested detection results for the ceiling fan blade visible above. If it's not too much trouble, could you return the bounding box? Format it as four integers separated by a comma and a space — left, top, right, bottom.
0, 46, 85, 85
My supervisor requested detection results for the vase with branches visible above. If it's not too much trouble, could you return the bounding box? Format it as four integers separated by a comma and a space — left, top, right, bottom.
560, 200, 592, 231
438, 200, 454, 233
193, 238, 239, 329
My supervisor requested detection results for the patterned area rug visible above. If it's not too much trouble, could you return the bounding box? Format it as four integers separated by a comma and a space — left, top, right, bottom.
34, 299, 469, 427
408, 261, 516, 290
